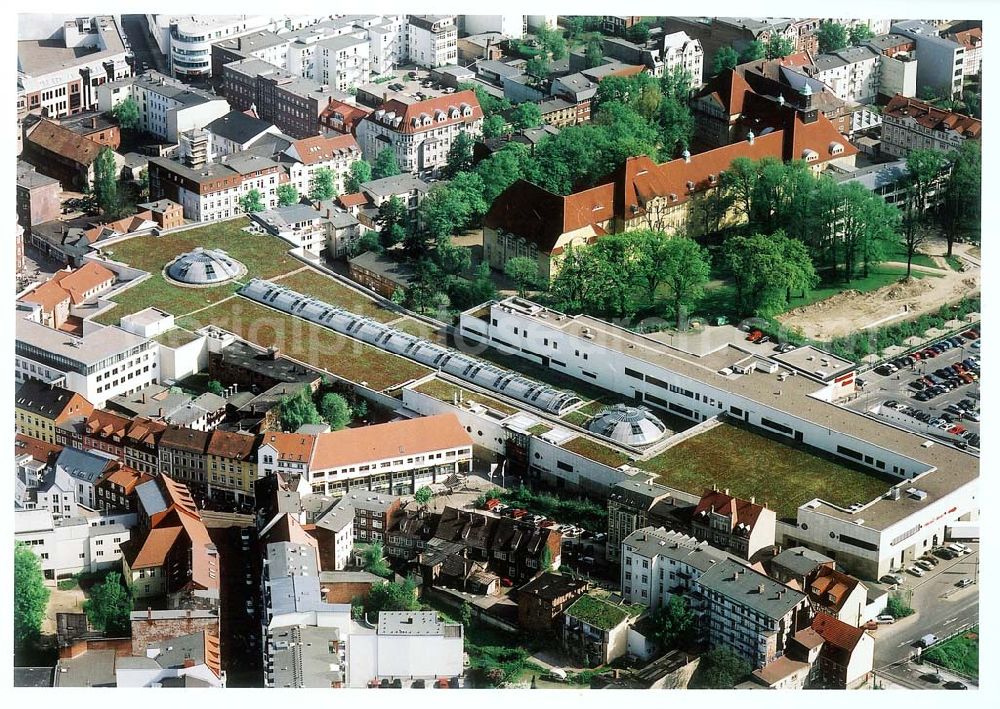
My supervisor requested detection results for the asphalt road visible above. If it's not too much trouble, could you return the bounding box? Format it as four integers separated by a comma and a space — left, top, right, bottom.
872, 544, 979, 668
208, 523, 263, 687
120, 14, 167, 74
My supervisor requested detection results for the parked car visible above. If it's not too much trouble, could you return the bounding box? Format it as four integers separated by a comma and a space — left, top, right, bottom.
245, 599, 255, 615
876, 615, 896, 624
907, 566, 925, 577
920, 673, 942, 684
944, 681, 967, 690
935, 548, 958, 560
956, 577, 974, 588
914, 634, 938, 648
880, 574, 905, 585
915, 559, 934, 571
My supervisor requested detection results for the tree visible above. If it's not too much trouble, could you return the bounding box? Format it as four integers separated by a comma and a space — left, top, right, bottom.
536, 25, 567, 61
817, 21, 849, 54
711, 47, 739, 75
626, 21, 650, 44
900, 184, 930, 279
849, 24, 875, 46
446, 131, 474, 176
276, 183, 299, 207
525, 55, 550, 79
308, 167, 336, 202
460, 600, 473, 627
14, 542, 49, 647
474, 143, 530, 204
886, 594, 915, 618
941, 141, 981, 256
93, 147, 119, 217
364, 577, 421, 614
278, 387, 322, 431
510, 102, 543, 130
765, 34, 795, 60
363, 541, 393, 579
723, 231, 818, 317
376, 195, 408, 249
344, 160, 372, 193
82, 572, 133, 636
660, 237, 712, 328
418, 185, 473, 245
137, 169, 150, 201
238, 188, 264, 213
390, 287, 406, 305
689, 648, 752, 689
505, 256, 540, 297
319, 392, 351, 430
563, 16, 585, 40
414, 486, 433, 506
111, 96, 140, 131
371, 148, 400, 180
739, 40, 765, 63
481, 114, 509, 139
650, 595, 698, 650
207, 379, 224, 396
584, 36, 605, 69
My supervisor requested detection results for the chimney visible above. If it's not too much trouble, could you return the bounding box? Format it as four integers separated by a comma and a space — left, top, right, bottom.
90, 116, 97, 129
183, 658, 196, 668
757, 584, 765, 594
187, 608, 192, 618
147, 607, 153, 620
747, 130, 755, 145
750, 496, 755, 505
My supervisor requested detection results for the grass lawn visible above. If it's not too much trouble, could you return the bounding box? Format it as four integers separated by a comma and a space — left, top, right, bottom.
925, 626, 978, 678
634, 422, 891, 520
272, 269, 397, 323
411, 377, 519, 416
691, 265, 936, 323
153, 328, 200, 348
392, 316, 447, 343
176, 297, 430, 391
94, 219, 301, 325
562, 436, 630, 469
561, 411, 590, 427
946, 256, 965, 272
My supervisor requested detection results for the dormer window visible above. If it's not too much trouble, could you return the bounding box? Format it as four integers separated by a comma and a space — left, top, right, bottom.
830, 142, 844, 155
802, 148, 819, 162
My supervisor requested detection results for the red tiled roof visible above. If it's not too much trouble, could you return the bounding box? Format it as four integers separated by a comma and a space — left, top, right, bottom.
206, 430, 257, 461
319, 98, 371, 127
365, 90, 483, 135
288, 133, 360, 165
262, 432, 317, 463
310, 414, 471, 470
337, 192, 369, 208
15, 433, 64, 464
811, 612, 865, 651
694, 489, 767, 534
884, 94, 981, 139
159, 425, 211, 454
695, 69, 754, 116
97, 465, 152, 495
85, 409, 130, 439
807, 566, 860, 612
27, 119, 104, 166
131, 526, 183, 569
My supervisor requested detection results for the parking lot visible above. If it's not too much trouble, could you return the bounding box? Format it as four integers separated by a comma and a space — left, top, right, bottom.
849, 329, 981, 449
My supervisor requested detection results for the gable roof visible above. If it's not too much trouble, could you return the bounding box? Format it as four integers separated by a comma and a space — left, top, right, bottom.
884, 94, 981, 139
693, 489, 768, 536
55, 447, 117, 484
694, 69, 754, 116
286, 133, 360, 165
15, 380, 93, 422
205, 111, 277, 145
158, 425, 211, 454
206, 430, 257, 461
26, 119, 104, 166
365, 89, 482, 135
811, 611, 865, 652
21, 262, 116, 310
15, 433, 64, 465
807, 566, 862, 613
310, 414, 471, 470
261, 432, 317, 463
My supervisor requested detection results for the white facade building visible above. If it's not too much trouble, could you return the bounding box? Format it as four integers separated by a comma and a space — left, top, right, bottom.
457, 298, 979, 580
18, 15, 131, 120
15, 509, 131, 579
98, 71, 231, 143
811, 46, 881, 104
406, 15, 458, 69
318, 34, 371, 93
662, 32, 704, 87
16, 315, 159, 409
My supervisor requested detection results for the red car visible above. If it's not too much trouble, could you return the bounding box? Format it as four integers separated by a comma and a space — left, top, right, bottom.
949, 425, 966, 435
500, 577, 514, 588
923, 349, 938, 358
746, 330, 763, 342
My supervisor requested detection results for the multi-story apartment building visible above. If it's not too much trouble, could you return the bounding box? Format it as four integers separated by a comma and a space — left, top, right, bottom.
124, 474, 219, 605
517, 572, 590, 631
662, 31, 704, 87
406, 15, 458, 68
98, 71, 230, 143
205, 111, 282, 158
944, 26, 982, 76
222, 58, 348, 139
18, 15, 131, 120
147, 14, 328, 80
94, 465, 151, 516
19, 261, 117, 330
697, 559, 810, 668
606, 479, 697, 563
890, 20, 966, 99
211, 30, 290, 78
15, 315, 159, 409
158, 426, 211, 498
147, 151, 283, 222
809, 46, 881, 104
880, 94, 981, 159
280, 133, 361, 199
691, 488, 776, 561
318, 34, 371, 93
355, 90, 483, 177
206, 430, 259, 505
258, 414, 473, 497
562, 593, 643, 667
621, 527, 731, 612
252, 204, 332, 258
56, 408, 165, 476
603, 16, 644, 37
15, 380, 94, 445
343, 492, 402, 546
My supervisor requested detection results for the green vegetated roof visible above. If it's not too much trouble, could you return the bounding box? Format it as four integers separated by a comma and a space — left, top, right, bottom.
565, 594, 641, 631
561, 436, 630, 468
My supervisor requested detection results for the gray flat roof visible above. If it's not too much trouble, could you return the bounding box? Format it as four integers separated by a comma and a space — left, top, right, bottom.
266, 541, 320, 580
771, 546, 834, 577
17, 160, 60, 189
17, 316, 152, 368
623, 527, 732, 574
360, 173, 429, 198
18, 16, 126, 77
698, 558, 805, 620
319, 33, 369, 52
489, 298, 978, 530
771, 345, 856, 381
833, 159, 908, 191
268, 624, 343, 688
54, 649, 117, 687
378, 611, 458, 636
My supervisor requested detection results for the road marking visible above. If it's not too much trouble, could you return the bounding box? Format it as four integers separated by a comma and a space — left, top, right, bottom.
898, 641, 911, 647
944, 617, 959, 625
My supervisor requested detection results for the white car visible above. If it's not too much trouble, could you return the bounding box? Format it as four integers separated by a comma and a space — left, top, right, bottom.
916, 559, 934, 571
876, 615, 896, 624
907, 566, 925, 577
